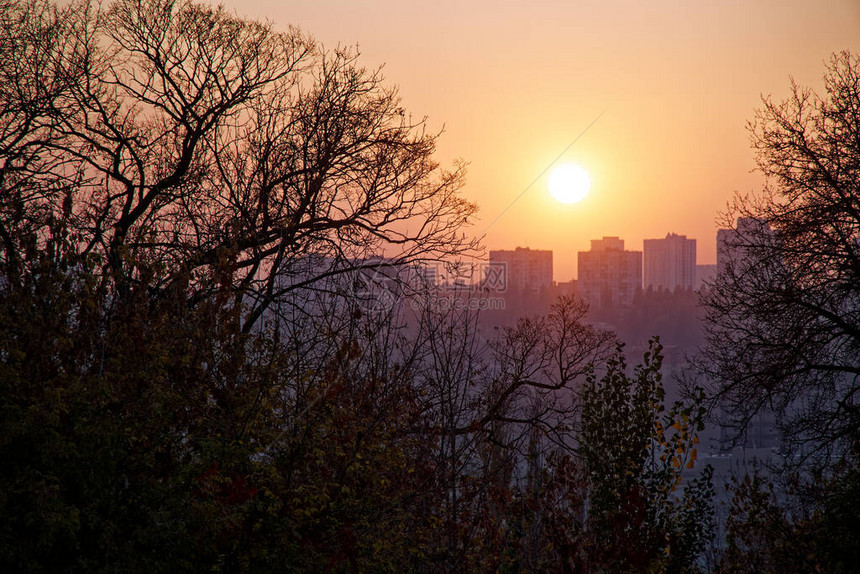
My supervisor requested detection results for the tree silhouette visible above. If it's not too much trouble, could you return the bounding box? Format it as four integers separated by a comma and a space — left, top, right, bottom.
698, 51, 860, 470
0, 0, 478, 330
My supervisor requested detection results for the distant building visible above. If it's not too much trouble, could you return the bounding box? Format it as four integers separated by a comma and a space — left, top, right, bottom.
716, 409, 779, 453
695, 264, 716, 290
555, 279, 578, 297
577, 236, 641, 309
717, 217, 769, 276
488, 247, 553, 296
643, 233, 696, 292
410, 263, 438, 288
714, 218, 780, 452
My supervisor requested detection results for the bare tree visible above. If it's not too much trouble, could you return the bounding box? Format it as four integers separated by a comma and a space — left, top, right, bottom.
0, 0, 88, 283
0, 0, 478, 329
697, 51, 860, 469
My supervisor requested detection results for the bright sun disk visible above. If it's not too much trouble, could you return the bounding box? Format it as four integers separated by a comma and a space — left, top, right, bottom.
548, 163, 590, 204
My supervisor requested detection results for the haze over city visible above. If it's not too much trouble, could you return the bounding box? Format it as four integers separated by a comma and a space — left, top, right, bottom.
216, 0, 859, 280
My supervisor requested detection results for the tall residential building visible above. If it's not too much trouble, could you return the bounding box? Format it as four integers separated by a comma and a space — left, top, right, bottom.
714, 218, 779, 452
643, 233, 696, 291
717, 217, 770, 275
488, 247, 553, 296
577, 236, 641, 309
695, 264, 716, 290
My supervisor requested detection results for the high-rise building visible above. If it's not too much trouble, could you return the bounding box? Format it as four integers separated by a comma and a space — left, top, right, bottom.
714, 218, 779, 452
643, 233, 696, 291
488, 247, 553, 296
717, 217, 770, 275
695, 264, 716, 290
577, 236, 641, 309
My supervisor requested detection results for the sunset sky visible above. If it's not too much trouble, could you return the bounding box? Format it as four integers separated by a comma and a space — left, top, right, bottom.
221, 0, 859, 280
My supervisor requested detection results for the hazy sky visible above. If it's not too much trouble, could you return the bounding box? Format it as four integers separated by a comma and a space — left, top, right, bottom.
219, 0, 859, 280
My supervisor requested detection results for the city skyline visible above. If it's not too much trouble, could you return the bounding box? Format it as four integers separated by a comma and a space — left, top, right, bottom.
212, 0, 859, 281
484, 228, 712, 284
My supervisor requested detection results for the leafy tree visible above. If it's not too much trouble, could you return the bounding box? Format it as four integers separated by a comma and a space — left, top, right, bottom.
0, 227, 443, 572
0, 258, 250, 570
717, 463, 860, 573
717, 474, 820, 574
579, 340, 714, 573
484, 340, 715, 573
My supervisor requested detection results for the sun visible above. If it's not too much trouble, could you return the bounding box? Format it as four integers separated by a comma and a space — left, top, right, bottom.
548, 163, 591, 204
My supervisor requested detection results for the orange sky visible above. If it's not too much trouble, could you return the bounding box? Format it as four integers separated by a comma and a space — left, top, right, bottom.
220, 0, 859, 280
